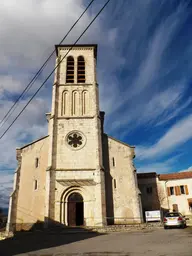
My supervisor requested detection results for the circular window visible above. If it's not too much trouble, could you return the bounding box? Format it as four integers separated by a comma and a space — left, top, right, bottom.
66, 131, 86, 150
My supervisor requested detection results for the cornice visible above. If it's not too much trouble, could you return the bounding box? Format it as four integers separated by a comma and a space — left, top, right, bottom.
57, 116, 95, 119
58, 83, 93, 87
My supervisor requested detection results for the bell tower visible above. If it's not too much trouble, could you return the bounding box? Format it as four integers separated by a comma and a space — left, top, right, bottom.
45, 45, 106, 227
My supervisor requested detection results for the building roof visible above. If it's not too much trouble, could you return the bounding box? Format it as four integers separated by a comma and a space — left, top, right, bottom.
55, 44, 98, 59
137, 172, 157, 179
105, 134, 135, 148
18, 135, 49, 150
158, 171, 192, 180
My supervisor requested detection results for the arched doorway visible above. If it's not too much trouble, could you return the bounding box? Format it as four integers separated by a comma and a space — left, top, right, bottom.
67, 192, 84, 226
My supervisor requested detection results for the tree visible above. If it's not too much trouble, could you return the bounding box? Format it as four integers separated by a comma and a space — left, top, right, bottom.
157, 185, 167, 207
157, 185, 169, 219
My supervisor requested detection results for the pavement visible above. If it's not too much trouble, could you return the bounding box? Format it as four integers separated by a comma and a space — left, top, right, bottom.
0, 227, 192, 256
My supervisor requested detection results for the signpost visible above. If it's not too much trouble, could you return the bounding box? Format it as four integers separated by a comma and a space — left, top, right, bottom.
145, 210, 161, 222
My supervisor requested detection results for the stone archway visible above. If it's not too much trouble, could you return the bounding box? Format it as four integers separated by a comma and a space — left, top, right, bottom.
67, 192, 84, 226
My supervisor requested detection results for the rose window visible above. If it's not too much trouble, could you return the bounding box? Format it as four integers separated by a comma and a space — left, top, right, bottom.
66, 131, 86, 150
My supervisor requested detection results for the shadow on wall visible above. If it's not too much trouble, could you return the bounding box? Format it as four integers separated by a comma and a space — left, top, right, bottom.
102, 133, 115, 225
0, 219, 104, 256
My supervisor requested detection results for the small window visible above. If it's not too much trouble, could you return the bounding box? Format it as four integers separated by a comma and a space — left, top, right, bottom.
146, 187, 152, 194
114, 179, 116, 189
34, 180, 38, 190
170, 187, 174, 195
77, 56, 85, 83
66, 56, 74, 83
180, 185, 185, 194
35, 158, 39, 168
112, 157, 115, 167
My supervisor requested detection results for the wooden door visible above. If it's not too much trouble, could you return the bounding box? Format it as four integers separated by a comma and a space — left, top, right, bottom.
67, 192, 84, 226
68, 202, 76, 226
173, 204, 178, 212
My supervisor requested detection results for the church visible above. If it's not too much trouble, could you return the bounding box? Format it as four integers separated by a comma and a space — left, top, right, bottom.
6, 44, 143, 231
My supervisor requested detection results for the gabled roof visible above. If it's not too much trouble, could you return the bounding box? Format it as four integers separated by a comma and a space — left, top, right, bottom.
18, 135, 49, 150
158, 171, 192, 180
105, 133, 135, 148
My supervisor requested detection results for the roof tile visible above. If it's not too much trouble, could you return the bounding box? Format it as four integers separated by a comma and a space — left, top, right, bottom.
159, 172, 192, 180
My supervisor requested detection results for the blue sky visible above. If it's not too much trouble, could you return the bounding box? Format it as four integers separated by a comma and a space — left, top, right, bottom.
0, 0, 192, 208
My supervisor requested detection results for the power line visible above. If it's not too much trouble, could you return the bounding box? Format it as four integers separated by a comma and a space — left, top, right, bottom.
0, 0, 111, 140
0, 0, 95, 130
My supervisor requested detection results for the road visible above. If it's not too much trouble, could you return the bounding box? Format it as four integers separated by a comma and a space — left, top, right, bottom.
0, 227, 192, 256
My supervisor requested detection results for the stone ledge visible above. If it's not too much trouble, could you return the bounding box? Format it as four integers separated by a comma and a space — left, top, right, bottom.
86, 223, 163, 233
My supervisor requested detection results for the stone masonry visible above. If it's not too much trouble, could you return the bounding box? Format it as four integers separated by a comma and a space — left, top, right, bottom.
7, 45, 143, 232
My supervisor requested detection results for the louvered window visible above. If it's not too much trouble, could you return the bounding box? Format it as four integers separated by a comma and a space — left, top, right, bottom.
66, 56, 74, 83
77, 56, 85, 83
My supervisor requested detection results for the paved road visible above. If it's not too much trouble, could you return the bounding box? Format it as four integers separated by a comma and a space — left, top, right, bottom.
1, 227, 192, 256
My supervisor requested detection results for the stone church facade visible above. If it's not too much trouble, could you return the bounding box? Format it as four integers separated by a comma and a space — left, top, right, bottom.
7, 45, 143, 231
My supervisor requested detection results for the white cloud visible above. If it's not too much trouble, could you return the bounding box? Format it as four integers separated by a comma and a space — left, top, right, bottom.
137, 154, 183, 174
155, 97, 192, 126
137, 162, 172, 174
136, 113, 192, 160
0, 96, 49, 168
179, 166, 192, 173
102, 1, 190, 136
107, 80, 189, 135
0, 0, 114, 205
0, 171, 14, 208
108, 3, 187, 113
0, 0, 93, 68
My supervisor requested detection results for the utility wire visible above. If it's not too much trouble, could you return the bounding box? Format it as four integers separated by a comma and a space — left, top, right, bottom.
0, 0, 95, 129
0, 0, 111, 140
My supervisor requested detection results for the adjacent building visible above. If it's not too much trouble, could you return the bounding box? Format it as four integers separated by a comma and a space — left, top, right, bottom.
137, 171, 192, 219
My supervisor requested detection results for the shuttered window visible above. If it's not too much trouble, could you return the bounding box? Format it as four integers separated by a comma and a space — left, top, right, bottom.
185, 185, 189, 195
66, 56, 74, 83
77, 56, 85, 83
175, 186, 181, 196
167, 187, 171, 196
167, 185, 189, 197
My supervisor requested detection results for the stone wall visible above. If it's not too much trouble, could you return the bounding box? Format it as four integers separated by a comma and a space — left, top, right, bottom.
47, 45, 106, 227
103, 135, 143, 224
13, 136, 49, 230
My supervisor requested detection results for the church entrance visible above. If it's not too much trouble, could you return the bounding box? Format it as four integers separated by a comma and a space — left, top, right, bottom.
67, 192, 84, 226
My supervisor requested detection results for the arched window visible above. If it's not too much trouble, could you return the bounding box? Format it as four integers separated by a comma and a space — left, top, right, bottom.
82, 90, 89, 115
72, 90, 79, 115
66, 56, 74, 83
61, 90, 69, 116
77, 56, 85, 83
